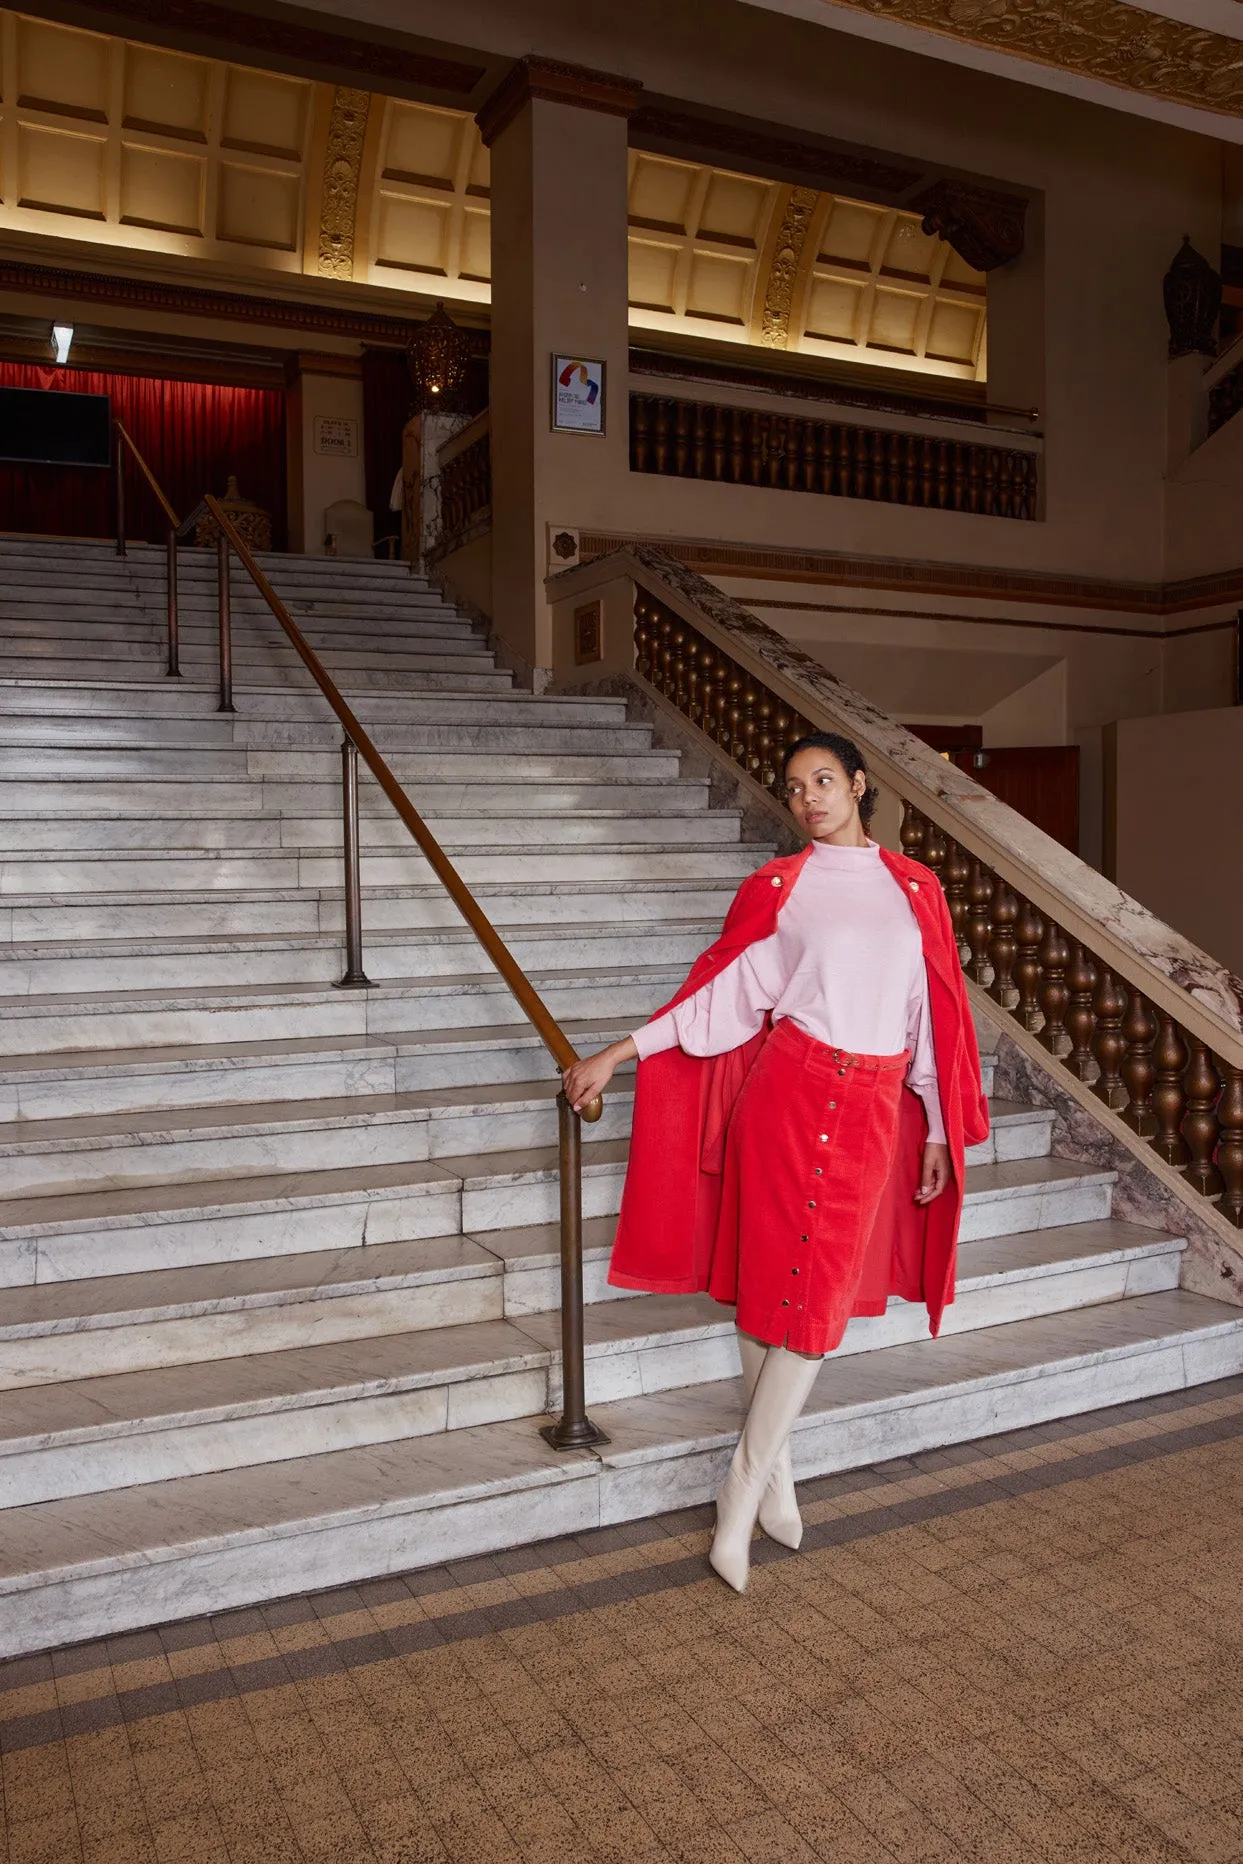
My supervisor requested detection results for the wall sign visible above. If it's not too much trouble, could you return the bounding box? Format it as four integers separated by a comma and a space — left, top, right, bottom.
314, 416, 359, 457
552, 355, 606, 434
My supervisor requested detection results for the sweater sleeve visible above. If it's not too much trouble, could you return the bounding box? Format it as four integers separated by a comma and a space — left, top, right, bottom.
905, 962, 947, 1146
632, 938, 782, 1062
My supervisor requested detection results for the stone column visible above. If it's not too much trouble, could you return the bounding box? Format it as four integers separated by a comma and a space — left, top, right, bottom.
477, 58, 640, 684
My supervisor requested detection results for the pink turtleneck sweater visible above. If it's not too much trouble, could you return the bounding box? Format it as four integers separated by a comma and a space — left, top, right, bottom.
631, 837, 946, 1145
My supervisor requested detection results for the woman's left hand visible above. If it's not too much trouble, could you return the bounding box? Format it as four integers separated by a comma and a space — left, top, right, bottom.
914, 1142, 951, 1205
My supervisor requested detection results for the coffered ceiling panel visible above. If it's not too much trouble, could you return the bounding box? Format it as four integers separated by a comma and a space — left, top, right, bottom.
0, 12, 987, 385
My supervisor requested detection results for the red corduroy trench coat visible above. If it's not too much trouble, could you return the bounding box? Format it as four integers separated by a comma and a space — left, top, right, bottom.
608, 842, 990, 1339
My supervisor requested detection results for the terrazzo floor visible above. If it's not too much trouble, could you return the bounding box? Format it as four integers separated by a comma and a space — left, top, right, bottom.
4, 1375, 1243, 1864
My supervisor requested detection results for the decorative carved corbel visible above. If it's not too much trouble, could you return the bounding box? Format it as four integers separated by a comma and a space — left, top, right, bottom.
1163, 236, 1221, 360
909, 179, 1028, 273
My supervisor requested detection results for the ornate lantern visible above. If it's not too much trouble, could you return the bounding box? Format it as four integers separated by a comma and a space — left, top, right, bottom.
1164, 237, 1221, 360
406, 302, 472, 411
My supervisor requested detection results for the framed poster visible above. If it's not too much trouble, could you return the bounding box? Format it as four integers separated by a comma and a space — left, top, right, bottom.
552, 355, 606, 434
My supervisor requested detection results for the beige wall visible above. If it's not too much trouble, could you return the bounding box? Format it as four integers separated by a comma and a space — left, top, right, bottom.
286, 364, 367, 555
1107, 705, 1243, 975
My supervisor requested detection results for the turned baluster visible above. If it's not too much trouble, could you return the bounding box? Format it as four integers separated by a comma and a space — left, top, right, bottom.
654, 612, 676, 698
935, 441, 953, 511
900, 803, 926, 862
965, 444, 983, 515
901, 434, 918, 506
1065, 944, 1098, 1081
916, 436, 934, 507
920, 817, 947, 887
982, 448, 1000, 519
1036, 921, 1070, 1055
739, 679, 760, 772
631, 396, 649, 472
1091, 968, 1128, 1109
1012, 897, 1044, 1031
745, 413, 764, 488
1214, 1060, 1243, 1226
987, 881, 1018, 1008
1120, 990, 1158, 1137
728, 408, 745, 483
966, 860, 995, 984
668, 621, 689, 710
710, 406, 727, 481
706, 655, 731, 746
723, 667, 745, 759
633, 599, 653, 680
692, 640, 717, 726
799, 421, 817, 493
692, 404, 709, 479
941, 840, 970, 960
1182, 1039, 1223, 1197
653, 400, 671, 475
1151, 1015, 1190, 1166
673, 401, 692, 477
754, 691, 776, 787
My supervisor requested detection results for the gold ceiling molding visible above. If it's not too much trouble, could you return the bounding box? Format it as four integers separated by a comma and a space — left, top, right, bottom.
826, 0, 1243, 117
759, 186, 819, 348
318, 87, 371, 282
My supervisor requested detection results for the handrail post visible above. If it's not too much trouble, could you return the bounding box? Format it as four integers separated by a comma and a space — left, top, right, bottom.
336, 735, 371, 988
166, 528, 181, 678
114, 430, 126, 558
216, 532, 235, 713
541, 1094, 609, 1451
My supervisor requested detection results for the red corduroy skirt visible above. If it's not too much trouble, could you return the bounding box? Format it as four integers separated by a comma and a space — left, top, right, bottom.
707, 1018, 910, 1354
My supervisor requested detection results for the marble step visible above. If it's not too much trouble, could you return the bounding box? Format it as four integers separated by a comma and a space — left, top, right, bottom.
0, 958, 699, 1054
0, 779, 719, 846
0, 1146, 1114, 1289
0, 841, 760, 905
0, 682, 632, 726
0, 656, 513, 691
0, 876, 742, 947
5, 1008, 940, 1122
0, 1206, 1173, 1507
2, 1288, 1237, 1656
0, 1074, 641, 1199
0, 917, 720, 997
0, 611, 480, 650
0, 725, 662, 777
0, 784, 717, 848
0, 1082, 1043, 1202
0, 1194, 1143, 1394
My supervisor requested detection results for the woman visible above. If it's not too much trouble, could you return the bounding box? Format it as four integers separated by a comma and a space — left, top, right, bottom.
563, 731, 989, 1594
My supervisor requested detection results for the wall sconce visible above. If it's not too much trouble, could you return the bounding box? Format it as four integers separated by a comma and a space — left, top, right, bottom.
406, 302, 471, 413
51, 323, 73, 365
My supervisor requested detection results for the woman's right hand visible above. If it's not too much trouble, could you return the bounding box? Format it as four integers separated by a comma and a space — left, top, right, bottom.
562, 1039, 635, 1113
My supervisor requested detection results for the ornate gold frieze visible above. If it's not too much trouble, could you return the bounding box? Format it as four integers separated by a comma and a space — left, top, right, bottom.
759, 187, 819, 349
318, 87, 370, 281
827, 0, 1243, 118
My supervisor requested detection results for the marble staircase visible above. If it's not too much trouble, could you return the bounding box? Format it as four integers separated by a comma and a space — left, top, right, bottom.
1, 534, 1241, 1658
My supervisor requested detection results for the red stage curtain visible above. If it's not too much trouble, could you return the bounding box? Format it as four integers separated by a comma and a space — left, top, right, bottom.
0, 363, 287, 546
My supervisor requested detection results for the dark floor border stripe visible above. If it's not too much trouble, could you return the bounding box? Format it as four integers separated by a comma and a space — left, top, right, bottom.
3, 1396, 1242, 1758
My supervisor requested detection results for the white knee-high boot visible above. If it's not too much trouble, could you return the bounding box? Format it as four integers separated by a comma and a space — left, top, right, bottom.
736, 1331, 803, 1549
709, 1345, 822, 1594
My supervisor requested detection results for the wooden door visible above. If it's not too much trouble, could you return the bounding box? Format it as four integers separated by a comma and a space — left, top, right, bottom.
904, 728, 1080, 852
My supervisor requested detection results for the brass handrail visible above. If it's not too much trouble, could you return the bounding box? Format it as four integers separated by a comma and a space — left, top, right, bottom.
112, 421, 181, 677
203, 494, 609, 1450
115, 421, 180, 529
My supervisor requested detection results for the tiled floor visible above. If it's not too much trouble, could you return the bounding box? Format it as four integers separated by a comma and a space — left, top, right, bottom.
5, 1379, 1243, 1864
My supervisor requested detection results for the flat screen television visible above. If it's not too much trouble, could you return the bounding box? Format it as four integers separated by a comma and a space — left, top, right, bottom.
0, 387, 112, 468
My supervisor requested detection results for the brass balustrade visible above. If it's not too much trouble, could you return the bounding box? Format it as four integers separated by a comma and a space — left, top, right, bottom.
105, 419, 609, 1454
634, 584, 1243, 1230
629, 392, 1039, 520
201, 493, 608, 1450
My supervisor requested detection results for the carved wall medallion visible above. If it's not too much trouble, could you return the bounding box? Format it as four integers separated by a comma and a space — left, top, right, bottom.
910, 179, 1027, 272
757, 187, 820, 349
828, 0, 1243, 119
318, 88, 370, 282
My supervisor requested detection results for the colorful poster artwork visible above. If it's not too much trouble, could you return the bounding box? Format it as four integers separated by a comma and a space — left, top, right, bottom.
552, 356, 606, 433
